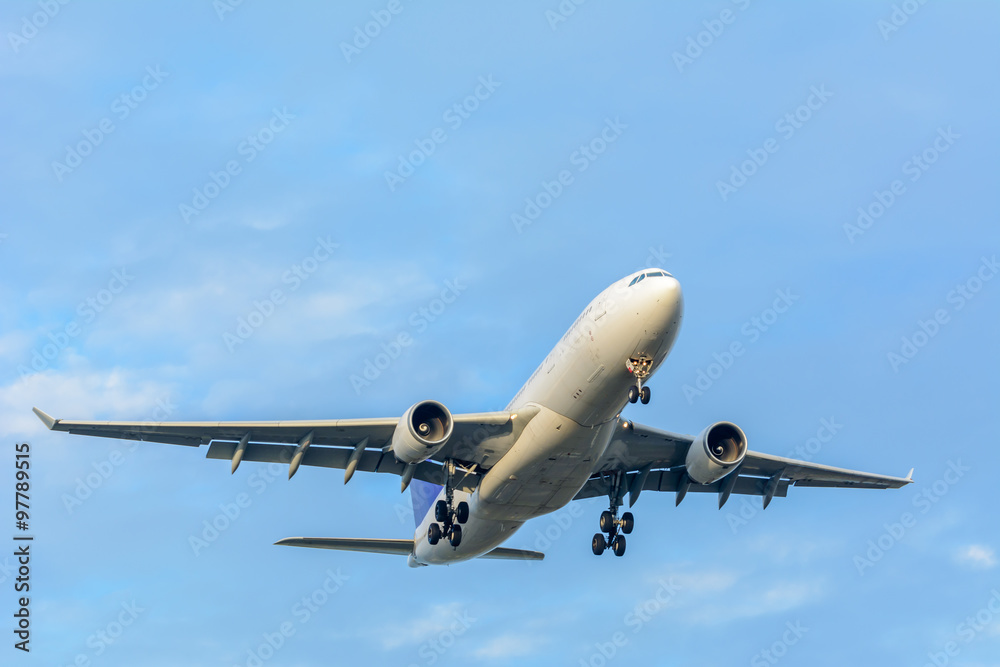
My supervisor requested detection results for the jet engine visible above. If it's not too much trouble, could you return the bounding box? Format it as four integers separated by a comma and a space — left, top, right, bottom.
685, 421, 747, 485
391, 400, 454, 465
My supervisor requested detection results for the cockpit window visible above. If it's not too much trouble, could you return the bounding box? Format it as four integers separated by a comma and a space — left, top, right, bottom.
628, 270, 673, 286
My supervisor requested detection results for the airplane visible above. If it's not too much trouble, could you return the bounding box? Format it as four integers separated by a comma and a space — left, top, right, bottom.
33, 268, 913, 567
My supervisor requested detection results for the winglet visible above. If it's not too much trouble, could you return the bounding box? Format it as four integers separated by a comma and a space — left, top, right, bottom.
32, 407, 57, 430
906, 468, 914, 482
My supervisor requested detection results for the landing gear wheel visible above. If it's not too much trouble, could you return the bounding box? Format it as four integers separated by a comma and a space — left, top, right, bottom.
434, 500, 449, 523
592, 533, 607, 556
455, 501, 470, 524
427, 523, 441, 545
448, 524, 463, 548
620, 512, 634, 534
612, 534, 626, 557
639, 386, 650, 404
628, 386, 639, 404
599, 510, 615, 533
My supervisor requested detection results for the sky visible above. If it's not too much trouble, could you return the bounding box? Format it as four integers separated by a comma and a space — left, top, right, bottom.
2, 1, 999, 665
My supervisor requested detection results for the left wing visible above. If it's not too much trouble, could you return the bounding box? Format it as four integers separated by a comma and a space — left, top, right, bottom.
32, 407, 518, 490
575, 420, 912, 509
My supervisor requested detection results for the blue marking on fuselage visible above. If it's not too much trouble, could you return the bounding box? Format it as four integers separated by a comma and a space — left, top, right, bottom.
410, 478, 443, 527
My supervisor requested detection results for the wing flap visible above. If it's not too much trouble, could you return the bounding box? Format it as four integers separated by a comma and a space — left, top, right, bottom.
574, 470, 791, 502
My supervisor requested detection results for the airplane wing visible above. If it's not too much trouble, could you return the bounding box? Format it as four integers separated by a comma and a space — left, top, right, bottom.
31, 406, 518, 490
575, 420, 913, 509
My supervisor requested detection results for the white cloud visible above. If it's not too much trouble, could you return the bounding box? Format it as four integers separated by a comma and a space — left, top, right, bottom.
664, 567, 826, 627
473, 633, 545, 659
378, 602, 471, 650
956, 544, 997, 570
0, 364, 176, 439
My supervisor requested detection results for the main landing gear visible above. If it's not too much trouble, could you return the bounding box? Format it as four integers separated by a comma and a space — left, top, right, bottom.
592, 471, 634, 557
426, 460, 469, 549
626, 357, 652, 405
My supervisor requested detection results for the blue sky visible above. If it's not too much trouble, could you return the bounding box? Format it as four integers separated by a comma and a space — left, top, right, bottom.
2, 1, 999, 665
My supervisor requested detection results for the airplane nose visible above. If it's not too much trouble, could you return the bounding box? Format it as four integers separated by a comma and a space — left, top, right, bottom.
653, 275, 683, 323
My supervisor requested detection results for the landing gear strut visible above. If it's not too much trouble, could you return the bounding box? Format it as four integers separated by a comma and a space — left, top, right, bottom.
426, 459, 469, 549
626, 357, 652, 405
591, 471, 634, 557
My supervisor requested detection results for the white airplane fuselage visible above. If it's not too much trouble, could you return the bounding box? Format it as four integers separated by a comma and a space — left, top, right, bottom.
411, 270, 683, 565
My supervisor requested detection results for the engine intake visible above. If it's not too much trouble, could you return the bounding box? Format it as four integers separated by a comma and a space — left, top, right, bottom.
685, 421, 747, 485
391, 400, 454, 465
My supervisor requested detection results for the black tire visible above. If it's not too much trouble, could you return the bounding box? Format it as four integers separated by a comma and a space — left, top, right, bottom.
435, 500, 449, 523
448, 524, 463, 548
612, 535, 626, 557
628, 386, 639, 404
640, 386, 650, 404
455, 501, 470, 524
427, 523, 441, 545
599, 510, 615, 533
620, 512, 634, 534
592, 533, 607, 556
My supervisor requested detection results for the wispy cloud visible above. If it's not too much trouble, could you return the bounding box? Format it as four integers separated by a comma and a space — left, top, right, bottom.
474, 633, 545, 659
955, 544, 997, 570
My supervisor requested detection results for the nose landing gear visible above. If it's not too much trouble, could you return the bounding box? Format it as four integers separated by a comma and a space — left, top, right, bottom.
426, 460, 469, 549
626, 357, 653, 404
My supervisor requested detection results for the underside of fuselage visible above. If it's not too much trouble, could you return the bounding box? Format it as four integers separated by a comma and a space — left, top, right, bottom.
410, 270, 684, 565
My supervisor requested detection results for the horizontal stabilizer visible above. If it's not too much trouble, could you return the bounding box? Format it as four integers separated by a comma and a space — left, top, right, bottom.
480, 546, 544, 561
275, 537, 544, 562
275, 537, 414, 556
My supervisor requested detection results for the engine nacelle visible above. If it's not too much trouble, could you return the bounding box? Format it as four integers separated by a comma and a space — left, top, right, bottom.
685, 421, 748, 485
391, 400, 454, 465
